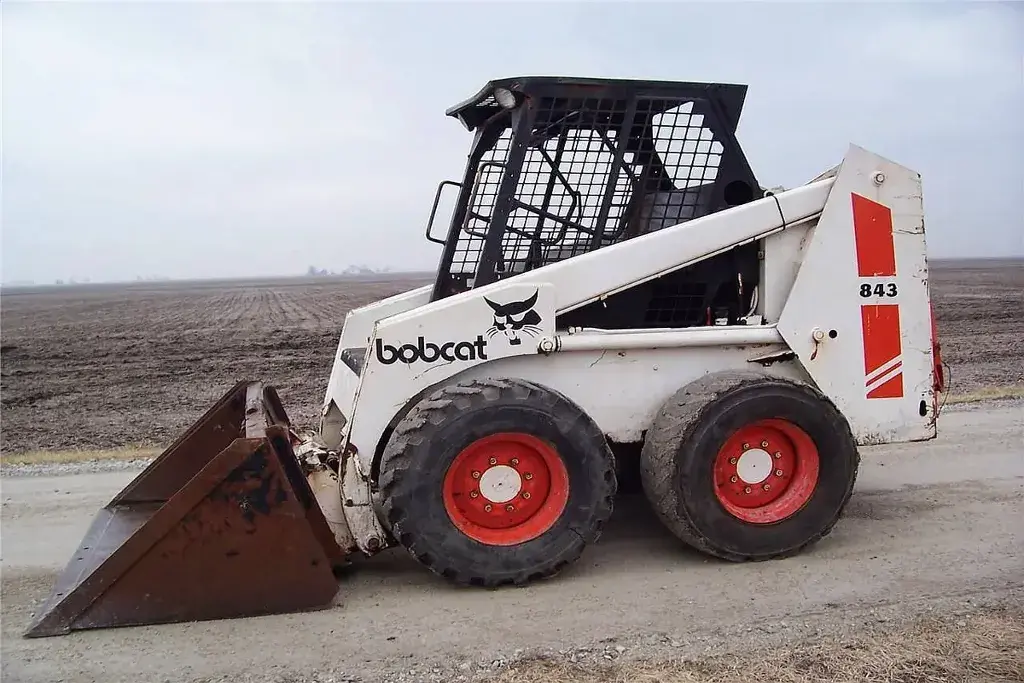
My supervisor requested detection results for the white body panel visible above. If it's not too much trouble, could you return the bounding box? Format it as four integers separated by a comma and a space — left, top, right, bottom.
346, 283, 558, 475
456, 345, 808, 443
320, 145, 939, 549
759, 223, 812, 322
776, 145, 937, 443
320, 284, 432, 448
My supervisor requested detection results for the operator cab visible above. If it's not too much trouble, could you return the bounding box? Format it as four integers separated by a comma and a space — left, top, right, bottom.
425, 76, 763, 330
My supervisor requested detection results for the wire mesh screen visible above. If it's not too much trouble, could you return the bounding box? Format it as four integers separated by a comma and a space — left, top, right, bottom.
645, 280, 710, 327
449, 95, 727, 284
450, 134, 513, 276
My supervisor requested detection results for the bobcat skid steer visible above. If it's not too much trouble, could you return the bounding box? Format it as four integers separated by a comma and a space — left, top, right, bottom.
26, 76, 945, 637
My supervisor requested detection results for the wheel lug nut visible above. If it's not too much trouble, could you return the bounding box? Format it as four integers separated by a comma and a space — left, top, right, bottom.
484, 504, 492, 512
761, 440, 769, 448
774, 452, 781, 459
524, 473, 533, 480
744, 486, 751, 494
489, 457, 497, 465
511, 458, 519, 466
742, 443, 750, 450
730, 476, 738, 483
763, 484, 771, 491
470, 491, 479, 498
472, 471, 481, 479
775, 469, 783, 477
729, 457, 737, 465
506, 505, 515, 512
522, 492, 531, 499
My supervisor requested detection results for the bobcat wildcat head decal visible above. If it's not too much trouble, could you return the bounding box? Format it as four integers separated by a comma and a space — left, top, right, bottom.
483, 289, 542, 346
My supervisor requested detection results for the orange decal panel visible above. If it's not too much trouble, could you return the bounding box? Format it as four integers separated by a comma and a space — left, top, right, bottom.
868, 374, 904, 400
861, 304, 904, 399
851, 193, 896, 277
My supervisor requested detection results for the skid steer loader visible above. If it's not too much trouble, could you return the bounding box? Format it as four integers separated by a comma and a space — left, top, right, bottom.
26, 76, 945, 637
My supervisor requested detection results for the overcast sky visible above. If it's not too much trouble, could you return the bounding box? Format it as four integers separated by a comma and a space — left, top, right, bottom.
3, 1, 1022, 284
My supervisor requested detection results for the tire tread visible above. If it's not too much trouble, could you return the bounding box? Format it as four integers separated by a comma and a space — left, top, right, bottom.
640, 370, 859, 562
379, 377, 616, 587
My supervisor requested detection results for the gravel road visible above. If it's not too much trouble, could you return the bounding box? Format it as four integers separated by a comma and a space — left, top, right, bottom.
2, 400, 1022, 683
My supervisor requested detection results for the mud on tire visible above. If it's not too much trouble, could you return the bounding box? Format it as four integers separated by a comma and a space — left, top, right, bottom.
377, 377, 617, 587
640, 370, 860, 562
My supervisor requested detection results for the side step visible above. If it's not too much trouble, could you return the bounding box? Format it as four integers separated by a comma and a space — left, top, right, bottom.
24, 381, 345, 638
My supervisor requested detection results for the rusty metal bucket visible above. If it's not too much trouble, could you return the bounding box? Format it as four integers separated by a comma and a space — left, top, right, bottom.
24, 381, 346, 638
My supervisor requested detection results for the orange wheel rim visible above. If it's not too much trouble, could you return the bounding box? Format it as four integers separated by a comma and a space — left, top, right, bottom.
442, 432, 570, 545
712, 419, 820, 524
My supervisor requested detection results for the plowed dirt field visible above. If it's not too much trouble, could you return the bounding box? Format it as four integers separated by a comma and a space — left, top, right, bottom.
1, 259, 1021, 454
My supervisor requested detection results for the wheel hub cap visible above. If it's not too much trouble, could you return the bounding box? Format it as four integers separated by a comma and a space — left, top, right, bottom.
442, 432, 570, 546
712, 419, 820, 524
478, 465, 522, 503
736, 449, 773, 484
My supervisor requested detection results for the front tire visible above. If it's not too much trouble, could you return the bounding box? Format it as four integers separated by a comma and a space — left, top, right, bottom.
378, 377, 617, 587
640, 370, 859, 562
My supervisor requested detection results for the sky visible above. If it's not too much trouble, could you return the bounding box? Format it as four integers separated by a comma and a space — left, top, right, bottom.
3, 1, 1023, 284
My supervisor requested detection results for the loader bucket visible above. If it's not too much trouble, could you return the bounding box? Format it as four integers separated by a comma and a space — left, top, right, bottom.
24, 381, 345, 638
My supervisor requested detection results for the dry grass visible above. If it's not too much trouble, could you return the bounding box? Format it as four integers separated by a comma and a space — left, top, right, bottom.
486, 609, 1024, 683
0, 445, 160, 466
945, 385, 1024, 405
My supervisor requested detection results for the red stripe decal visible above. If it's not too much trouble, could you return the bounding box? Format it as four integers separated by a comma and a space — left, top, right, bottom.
869, 374, 904, 400
866, 360, 902, 387
851, 193, 896, 277
861, 304, 904, 399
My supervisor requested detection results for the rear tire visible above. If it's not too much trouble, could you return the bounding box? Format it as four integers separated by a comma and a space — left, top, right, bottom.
640, 370, 859, 561
378, 377, 617, 587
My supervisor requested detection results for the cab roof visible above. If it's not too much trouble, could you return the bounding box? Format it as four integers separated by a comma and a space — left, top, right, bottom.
445, 76, 749, 132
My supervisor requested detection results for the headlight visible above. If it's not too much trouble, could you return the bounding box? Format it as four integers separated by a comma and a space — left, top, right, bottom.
493, 87, 518, 109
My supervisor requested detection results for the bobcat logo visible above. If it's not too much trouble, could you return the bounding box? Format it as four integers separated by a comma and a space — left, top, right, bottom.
483, 290, 542, 346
